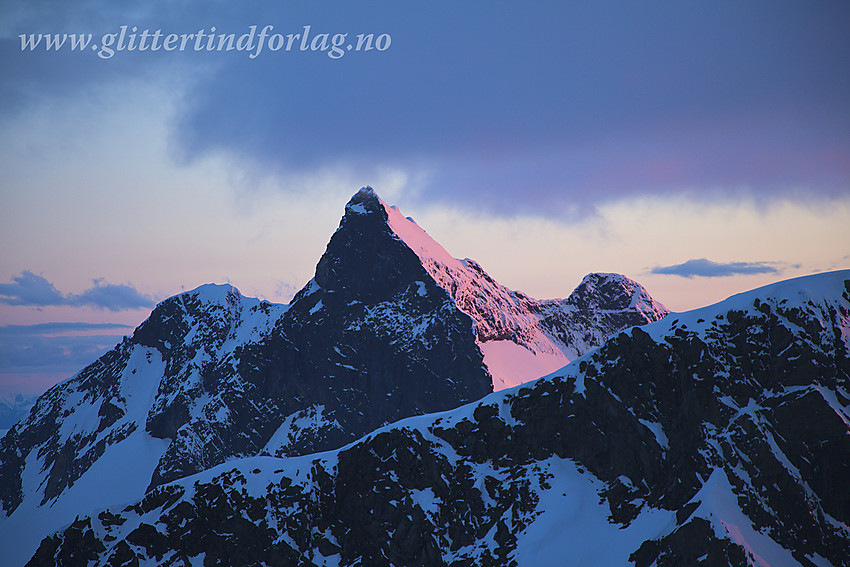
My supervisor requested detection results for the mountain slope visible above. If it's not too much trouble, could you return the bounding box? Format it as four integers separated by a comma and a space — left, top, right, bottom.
27, 270, 850, 567
0, 187, 666, 564
0, 284, 284, 566
376, 192, 667, 388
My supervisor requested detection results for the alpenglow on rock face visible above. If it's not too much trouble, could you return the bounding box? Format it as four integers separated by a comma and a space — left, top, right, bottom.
26, 270, 850, 567
0, 187, 667, 565
350, 187, 668, 390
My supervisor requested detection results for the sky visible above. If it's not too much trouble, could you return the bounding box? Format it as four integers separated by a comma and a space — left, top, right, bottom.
1, 1, 849, 397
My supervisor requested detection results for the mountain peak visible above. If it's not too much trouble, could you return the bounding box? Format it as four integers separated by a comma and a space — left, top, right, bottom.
130, 282, 248, 352
343, 185, 385, 217
313, 189, 433, 304
340, 186, 461, 272
567, 272, 667, 318
328, 189, 669, 390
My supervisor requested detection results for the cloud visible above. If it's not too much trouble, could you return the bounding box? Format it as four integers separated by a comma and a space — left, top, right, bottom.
3, 2, 849, 218
0, 271, 64, 306
651, 258, 781, 279
0, 272, 154, 310
167, 2, 850, 216
68, 280, 156, 311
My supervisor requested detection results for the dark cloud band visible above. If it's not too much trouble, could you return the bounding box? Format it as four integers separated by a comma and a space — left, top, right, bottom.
0, 322, 133, 335
0, 322, 133, 397
3, 2, 848, 218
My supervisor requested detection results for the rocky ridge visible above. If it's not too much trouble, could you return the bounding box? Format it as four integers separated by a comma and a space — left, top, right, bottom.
26, 270, 850, 566
376, 191, 667, 388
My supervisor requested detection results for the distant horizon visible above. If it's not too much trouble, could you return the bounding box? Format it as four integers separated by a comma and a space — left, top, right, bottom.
2, 243, 847, 400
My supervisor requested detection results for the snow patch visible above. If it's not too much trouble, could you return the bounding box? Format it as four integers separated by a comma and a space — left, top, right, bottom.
512, 457, 675, 566
381, 198, 466, 273
694, 468, 802, 567
0, 428, 170, 566
638, 418, 669, 450
263, 405, 341, 456
479, 340, 568, 391
346, 202, 368, 214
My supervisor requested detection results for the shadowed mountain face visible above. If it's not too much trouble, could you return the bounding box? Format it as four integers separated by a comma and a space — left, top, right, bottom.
142, 188, 495, 486
0, 188, 667, 566
27, 271, 850, 567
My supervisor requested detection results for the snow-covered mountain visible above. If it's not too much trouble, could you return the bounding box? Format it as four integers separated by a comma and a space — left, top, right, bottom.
0, 187, 666, 565
376, 190, 666, 389
0, 393, 36, 433
26, 270, 850, 566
